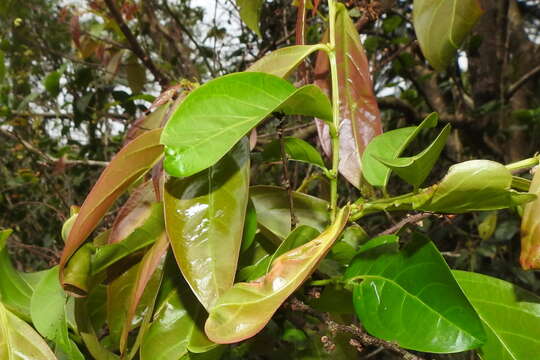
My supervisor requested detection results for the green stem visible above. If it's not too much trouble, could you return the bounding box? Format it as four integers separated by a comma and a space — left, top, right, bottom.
505, 155, 540, 172
327, 0, 340, 221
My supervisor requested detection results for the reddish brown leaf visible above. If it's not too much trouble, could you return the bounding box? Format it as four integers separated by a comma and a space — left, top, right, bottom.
70, 14, 81, 48
314, 3, 382, 189
59, 128, 164, 293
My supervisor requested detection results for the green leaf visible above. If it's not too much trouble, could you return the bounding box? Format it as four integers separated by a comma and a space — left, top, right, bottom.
59, 128, 163, 295
478, 212, 497, 241
204, 206, 350, 344
262, 136, 326, 169
420, 160, 536, 213
520, 167, 540, 269
91, 203, 164, 275
30, 267, 84, 360
43, 71, 62, 97
453, 270, 540, 360
250, 185, 329, 241
0, 302, 57, 360
345, 233, 486, 353
413, 0, 484, 71
241, 199, 257, 253
236, 0, 264, 36
314, 3, 382, 188
266, 225, 320, 272
0, 50, 5, 83
161, 72, 332, 178
357, 234, 399, 254
362, 112, 439, 187
375, 123, 451, 188
0, 229, 33, 321
164, 139, 250, 310
63, 243, 94, 297
141, 260, 216, 360
247, 44, 325, 78
126, 56, 146, 94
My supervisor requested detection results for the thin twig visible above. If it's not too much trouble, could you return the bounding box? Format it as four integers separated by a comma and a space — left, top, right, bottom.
103, 0, 169, 87
288, 298, 425, 360
277, 116, 298, 228
506, 63, 540, 99
376, 212, 432, 237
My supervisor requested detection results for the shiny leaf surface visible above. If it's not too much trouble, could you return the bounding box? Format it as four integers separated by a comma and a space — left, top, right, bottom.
161, 72, 332, 178
520, 168, 540, 269
266, 225, 320, 272
91, 203, 164, 275
413, 0, 484, 71
30, 267, 84, 360
362, 112, 438, 187
141, 261, 216, 360
0, 302, 56, 360
420, 160, 535, 213
60, 128, 164, 291
314, 3, 382, 188
247, 45, 325, 78
262, 136, 326, 169
454, 270, 540, 360
345, 233, 486, 353
164, 139, 250, 310
204, 206, 350, 344
250, 186, 329, 240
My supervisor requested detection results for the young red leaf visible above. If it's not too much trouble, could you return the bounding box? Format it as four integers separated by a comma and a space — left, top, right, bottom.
314, 3, 382, 189
59, 128, 164, 295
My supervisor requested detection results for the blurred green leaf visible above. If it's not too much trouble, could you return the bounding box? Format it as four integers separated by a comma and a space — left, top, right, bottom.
262, 136, 326, 169
236, 0, 263, 36
247, 44, 325, 78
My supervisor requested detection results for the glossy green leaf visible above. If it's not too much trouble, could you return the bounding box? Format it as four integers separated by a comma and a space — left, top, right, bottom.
266, 225, 320, 272
164, 139, 250, 310
0, 302, 57, 360
375, 123, 451, 188
61, 206, 80, 243
141, 260, 216, 360
420, 160, 535, 213
345, 233, 486, 353
63, 243, 94, 297
357, 234, 399, 254
60, 128, 164, 293
314, 3, 382, 188
31, 267, 84, 360
413, 0, 484, 71
161, 72, 332, 178
520, 167, 540, 269
236, 0, 263, 36
0, 229, 33, 320
250, 185, 329, 240
204, 206, 350, 344
241, 199, 257, 253
362, 112, 439, 187
247, 45, 325, 78
262, 136, 326, 169
453, 270, 540, 360
91, 203, 164, 275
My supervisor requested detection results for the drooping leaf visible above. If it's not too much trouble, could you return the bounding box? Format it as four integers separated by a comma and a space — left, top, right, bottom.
520, 167, 540, 269
314, 3, 382, 188
375, 123, 451, 188
30, 267, 84, 360
420, 160, 535, 213
91, 203, 164, 275
164, 139, 250, 310
413, 0, 484, 71
453, 270, 540, 360
345, 233, 486, 353
262, 136, 326, 169
60, 128, 164, 294
204, 206, 350, 344
119, 233, 168, 354
161, 72, 332, 178
362, 112, 439, 187
236, 0, 264, 36
126, 56, 146, 94
250, 185, 329, 240
247, 45, 325, 78
0, 302, 57, 360
140, 259, 216, 360
0, 229, 33, 320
